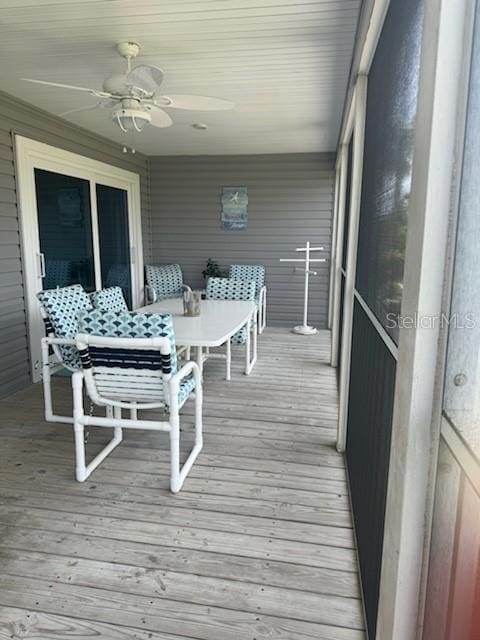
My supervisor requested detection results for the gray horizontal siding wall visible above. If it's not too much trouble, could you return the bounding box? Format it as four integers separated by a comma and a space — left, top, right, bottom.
0, 90, 150, 399
149, 153, 334, 328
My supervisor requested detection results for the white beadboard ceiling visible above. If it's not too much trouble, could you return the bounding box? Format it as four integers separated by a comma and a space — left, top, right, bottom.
0, 0, 361, 155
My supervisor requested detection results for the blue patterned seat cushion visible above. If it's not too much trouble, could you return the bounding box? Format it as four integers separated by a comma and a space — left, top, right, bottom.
206, 277, 255, 344
77, 309, 178, 374
37, 284, 93, 369
229, 265, 265, 298
145, 264, 183, 300
90, 287, 128, 312
77, 309, 197, 405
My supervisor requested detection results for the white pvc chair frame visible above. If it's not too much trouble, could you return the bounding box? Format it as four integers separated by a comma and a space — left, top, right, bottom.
41, 335, 78, 424
39, 301, 79, 424
73, 333, 203, 493
39, 305, 134, 424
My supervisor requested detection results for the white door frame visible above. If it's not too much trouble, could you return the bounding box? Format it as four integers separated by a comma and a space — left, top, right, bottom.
15, 135, 144, 382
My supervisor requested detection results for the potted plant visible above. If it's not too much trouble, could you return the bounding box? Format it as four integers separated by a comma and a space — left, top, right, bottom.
202, 258, 224, 282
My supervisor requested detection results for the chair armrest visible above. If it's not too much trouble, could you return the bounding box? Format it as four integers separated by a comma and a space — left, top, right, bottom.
167, 360, 201, 409
145, 285, 157, 304
41, 335, 78, 372
41, 336, 77, 347
171, 360, 200, 385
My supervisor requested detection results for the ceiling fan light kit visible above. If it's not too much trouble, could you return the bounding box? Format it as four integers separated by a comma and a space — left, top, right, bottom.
21, 41, 234, 150
112, 97, 152, 132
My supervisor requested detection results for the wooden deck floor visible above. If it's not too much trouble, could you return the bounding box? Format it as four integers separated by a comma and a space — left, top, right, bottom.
0, 328, 365, 639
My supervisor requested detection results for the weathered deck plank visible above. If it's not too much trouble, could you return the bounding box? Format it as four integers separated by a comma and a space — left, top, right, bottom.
0, 328, 365, 638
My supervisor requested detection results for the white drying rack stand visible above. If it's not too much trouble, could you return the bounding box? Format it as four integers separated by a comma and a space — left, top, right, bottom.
279, 241, 326, 335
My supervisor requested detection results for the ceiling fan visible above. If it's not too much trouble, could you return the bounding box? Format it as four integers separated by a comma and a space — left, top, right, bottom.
22, 42, 234, 134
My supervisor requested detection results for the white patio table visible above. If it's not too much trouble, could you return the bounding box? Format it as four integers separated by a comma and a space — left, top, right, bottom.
137, 298, 257, 379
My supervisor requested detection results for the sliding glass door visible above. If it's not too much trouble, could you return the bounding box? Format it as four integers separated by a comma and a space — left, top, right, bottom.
16, 136, 143, 382
96, 183, 132, 308
35, 169, 96, 292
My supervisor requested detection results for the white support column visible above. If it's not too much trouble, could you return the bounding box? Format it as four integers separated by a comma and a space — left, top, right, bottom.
331, 144, 348, 367
328, 165, 341, 329
336, 75, 368, 453
376, 0, 473, 637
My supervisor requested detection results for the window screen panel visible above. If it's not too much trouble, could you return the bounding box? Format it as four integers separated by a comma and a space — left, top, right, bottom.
355, 0, 425, 342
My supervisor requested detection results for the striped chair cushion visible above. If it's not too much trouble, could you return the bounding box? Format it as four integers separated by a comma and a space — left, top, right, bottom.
77, 310, 196, 406
77, 309, 178, 374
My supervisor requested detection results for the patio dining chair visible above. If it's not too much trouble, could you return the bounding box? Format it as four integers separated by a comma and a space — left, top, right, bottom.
206, 277, 257, 380
37, 284, 93, 424
145, 263, 183, 303
44, 259, 73, 290
90, 286, 129, 312
229, 264, 267, 334
104, 263, 132, 306
73, 309, 203, 493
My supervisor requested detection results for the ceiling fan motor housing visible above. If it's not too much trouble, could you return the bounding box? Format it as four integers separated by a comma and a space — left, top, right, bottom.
112, 105, 152, 132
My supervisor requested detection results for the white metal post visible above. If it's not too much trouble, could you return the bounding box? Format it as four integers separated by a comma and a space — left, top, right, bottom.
302, 241, 311, 327
328, 166, 341, 329
331, 144, 349, 367
336, 75, 368, 453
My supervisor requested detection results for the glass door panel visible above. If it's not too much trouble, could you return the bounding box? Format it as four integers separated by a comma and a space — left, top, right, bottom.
96, 183, 132, 308
34, 168, 95, 291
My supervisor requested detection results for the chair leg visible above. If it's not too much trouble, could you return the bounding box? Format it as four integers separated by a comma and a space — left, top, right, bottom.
245, 316, 258, 375
194, 380, 203, 450
42, 339, 54, 421
169, 367, 203, 493
114, 406, 124, 440
72, 372, 123, 483
226, 339, 231, 381
72, 372, 87, 482
41, 338, 74, 425
170, 413, 181, 493
74, 421, 87, 482
261, 296, 267, 333
258, 288, 267, 334
195, 346, 204, 375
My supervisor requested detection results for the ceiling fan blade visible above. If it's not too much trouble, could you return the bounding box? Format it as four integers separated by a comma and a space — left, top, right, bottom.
22, 78, 112, 99
58, 104, 100, 117
127, 65, 164, 94
58, 99, 117, 117
161, 94, 234, 111
147, 106, 173, 128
